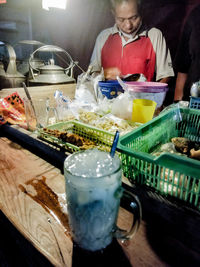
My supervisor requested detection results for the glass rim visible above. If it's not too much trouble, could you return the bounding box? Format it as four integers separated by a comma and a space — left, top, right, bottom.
64, 149, 122, 180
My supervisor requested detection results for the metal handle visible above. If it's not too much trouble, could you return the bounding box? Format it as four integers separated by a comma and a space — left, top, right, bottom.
17, 40, 45, 46
0, 41, 18, 74
29, 45, 74, 73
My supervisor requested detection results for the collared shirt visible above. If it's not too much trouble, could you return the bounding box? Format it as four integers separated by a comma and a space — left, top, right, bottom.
90, 24, 174, 81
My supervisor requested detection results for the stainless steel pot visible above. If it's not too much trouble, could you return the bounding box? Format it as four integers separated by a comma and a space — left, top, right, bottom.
0, 41, 26, 89
28, 45, 76, 86
15, 40, 45, 77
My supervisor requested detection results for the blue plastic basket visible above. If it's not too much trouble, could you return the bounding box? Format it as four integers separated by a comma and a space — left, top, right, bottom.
189, 96, 200, 110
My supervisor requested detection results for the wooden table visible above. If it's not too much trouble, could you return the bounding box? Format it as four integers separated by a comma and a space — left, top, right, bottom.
0, 85, 199, 266
0, 128, 171, 267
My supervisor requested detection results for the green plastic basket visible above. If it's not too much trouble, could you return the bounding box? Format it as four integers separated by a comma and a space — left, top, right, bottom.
117, 108, 200, 210
39, 120, 114, 153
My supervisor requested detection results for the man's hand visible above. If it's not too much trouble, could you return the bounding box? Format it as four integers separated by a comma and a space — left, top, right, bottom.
158, 77, 171, 84
104, 67, 121, 80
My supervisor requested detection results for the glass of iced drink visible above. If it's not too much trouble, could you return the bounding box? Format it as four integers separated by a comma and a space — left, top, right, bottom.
64, 148, 141, 251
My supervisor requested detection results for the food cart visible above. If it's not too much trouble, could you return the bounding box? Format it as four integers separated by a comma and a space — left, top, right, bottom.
0, 83, 200, 266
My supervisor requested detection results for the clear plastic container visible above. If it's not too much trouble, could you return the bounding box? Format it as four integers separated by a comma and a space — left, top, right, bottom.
125, 81, 168, 108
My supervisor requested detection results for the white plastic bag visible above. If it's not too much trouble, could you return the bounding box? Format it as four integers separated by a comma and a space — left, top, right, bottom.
75, 67, 104, 104
54, 90, 75, 121
111, 91, 133, 120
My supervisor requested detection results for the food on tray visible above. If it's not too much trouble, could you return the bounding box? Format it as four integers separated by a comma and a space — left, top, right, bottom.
42, 128, 96, 149
78, 110, 140, 135
158, 142, 177, 153
171, 137, 191, 154
79, 110, 101, 124
152, 137, 200, 161
152, 142, 183, 157
171, 137, 200, 160
94, 117, 133, 135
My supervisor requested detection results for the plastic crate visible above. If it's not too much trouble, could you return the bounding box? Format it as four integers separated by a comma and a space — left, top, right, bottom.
117, 108, 200, 210
189, 96, 200, 110
39, 120, 114, 153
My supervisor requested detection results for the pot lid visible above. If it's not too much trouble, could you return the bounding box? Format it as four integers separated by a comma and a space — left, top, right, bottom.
125, 81, 168, 93
29, 73, 75, 84
39, 64, 64, 73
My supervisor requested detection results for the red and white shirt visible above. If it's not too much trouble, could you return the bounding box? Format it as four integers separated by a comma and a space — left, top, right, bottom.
90, 25, 174, 81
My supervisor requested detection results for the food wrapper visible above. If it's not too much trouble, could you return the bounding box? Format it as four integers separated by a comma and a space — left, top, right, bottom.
54, 90, 98, 121
78, 110, 141, 136
0, 92, 26, 126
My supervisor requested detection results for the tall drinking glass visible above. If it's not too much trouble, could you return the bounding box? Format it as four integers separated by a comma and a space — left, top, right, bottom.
64, 149, 141, 251
23, 96, 57, 131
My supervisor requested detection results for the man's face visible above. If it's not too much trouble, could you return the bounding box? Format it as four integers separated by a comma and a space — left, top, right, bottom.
114, 1, 141, 34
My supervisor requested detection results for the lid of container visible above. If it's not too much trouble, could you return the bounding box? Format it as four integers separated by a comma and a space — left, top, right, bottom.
125, 81, 168, 93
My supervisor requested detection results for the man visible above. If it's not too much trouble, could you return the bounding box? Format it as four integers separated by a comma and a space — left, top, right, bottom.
174, 4, 200, 101
90, 0, 174, 82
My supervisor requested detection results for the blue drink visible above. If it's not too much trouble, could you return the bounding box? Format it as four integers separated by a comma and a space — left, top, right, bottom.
64, 149, 122, 251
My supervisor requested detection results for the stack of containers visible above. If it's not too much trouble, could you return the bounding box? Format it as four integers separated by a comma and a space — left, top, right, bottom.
125, 81, 169, 108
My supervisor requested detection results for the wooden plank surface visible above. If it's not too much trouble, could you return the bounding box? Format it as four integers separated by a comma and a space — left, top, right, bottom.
0, 137, 73, 267
0, 136, 168, 267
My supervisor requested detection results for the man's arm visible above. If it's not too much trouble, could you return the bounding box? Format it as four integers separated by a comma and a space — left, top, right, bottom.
148, 28, 174, 82
174, 72, 188, 101
90, 28, 113, 74
159, 77, 171, 84
173, 13, 192, 101
103, 67, 121, 80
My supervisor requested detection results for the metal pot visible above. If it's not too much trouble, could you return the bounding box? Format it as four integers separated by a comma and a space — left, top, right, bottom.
28, 45, 76, 86
15, 40, 45, 77
0, 41, 26, 89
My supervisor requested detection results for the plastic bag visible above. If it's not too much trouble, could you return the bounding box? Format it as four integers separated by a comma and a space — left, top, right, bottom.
111, 91, 133, 120
190, 80, 200, 97
54, 88, 102, 122
93, 113, 137, 136
54, 90, 75, 121
0, 92, 26, 126
96, 97, 113, 115
160, 101, 190, 123
75, 66, 104, 104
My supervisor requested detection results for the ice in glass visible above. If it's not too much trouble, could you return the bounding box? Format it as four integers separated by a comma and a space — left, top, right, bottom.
64, 149, 141, 251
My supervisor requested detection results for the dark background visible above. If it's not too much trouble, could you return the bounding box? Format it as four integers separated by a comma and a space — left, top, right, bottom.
0, 0, 200, 75
1, 0, 200, 102
1, 1, 200, 265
